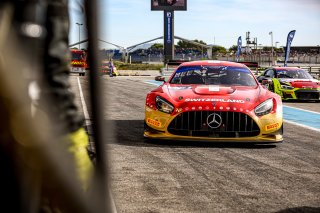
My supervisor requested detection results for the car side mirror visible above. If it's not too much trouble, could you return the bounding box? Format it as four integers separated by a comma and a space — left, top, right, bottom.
261, 79, 273, 89
260, 80, 269, 89
261, 79, 271, 85
155, 76, 165, 82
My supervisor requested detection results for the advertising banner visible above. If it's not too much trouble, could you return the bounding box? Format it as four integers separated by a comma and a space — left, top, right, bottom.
164, 11, 174, 61
236, 36, 242, 62
284, 30, 296, 67
151, 0, 187, 11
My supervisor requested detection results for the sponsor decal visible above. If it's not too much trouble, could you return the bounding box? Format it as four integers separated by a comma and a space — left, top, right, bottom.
145, 106, 153, 112
266, 122, 280, 131
185, 98, 245, 103
175, 108, 182, 113
147, 118, 161, 127
209, 85, 220, 92
168, 86, 191, 90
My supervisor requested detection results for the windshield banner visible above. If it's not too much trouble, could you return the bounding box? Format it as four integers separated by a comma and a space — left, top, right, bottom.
236, 36, 242, 62
284, 30, 296, 67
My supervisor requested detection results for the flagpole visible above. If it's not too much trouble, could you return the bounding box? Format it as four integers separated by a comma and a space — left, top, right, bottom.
269, 31, 274, 66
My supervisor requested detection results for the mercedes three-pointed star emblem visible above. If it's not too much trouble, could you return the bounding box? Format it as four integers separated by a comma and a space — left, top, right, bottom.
207, 113, 222, 129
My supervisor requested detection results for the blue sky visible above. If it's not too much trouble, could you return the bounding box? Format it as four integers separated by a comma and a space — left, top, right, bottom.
69, 0, 320, 50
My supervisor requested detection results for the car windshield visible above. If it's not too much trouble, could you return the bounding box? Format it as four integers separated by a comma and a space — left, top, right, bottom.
170, 65, 257, 86
71, 52, 85, 60
276, 69, 313, 79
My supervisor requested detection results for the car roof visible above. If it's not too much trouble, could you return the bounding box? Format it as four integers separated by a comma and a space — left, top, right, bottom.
271, 67, 302, 71
179, 60, 247, 68
70, 49, 84, 53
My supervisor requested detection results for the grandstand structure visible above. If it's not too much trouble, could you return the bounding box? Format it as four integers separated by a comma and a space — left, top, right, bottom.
69, 39, 320, 66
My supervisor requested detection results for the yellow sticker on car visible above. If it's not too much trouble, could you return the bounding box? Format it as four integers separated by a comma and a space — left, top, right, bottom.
147, 118, 161, 127
266, 122, 279, 131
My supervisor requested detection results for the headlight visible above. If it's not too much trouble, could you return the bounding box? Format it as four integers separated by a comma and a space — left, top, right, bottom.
280, 82, 294, 90
155, 96, 174, 114
255, 98, 273, 116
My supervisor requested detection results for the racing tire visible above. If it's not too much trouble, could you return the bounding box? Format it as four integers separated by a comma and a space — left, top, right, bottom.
143, 122, 153, 143
143, 136, 152, 143
280, 124, 283, 135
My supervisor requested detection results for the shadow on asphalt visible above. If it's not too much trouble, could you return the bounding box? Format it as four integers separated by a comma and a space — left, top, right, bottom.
283, 100, 320, 103
275, 206, 320, 213
102, 120, 278, 149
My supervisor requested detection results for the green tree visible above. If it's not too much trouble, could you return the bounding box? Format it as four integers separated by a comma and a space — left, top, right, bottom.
229, 45, 238, 52
263, 46, 272, 51
212, 45, 227, 54
176, 39, 207, 51
151, 43, 163, 49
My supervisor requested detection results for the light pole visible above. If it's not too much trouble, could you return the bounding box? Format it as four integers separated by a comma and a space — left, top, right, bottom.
269, 31, 274, 65
258, 44, 262, 66
76, 22, 83, 49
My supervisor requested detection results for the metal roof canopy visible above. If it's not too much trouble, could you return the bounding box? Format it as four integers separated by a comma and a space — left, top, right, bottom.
69, 36, 214, 60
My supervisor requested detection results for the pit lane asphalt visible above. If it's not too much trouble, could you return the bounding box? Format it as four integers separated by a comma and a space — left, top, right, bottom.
70, 75, 320, 213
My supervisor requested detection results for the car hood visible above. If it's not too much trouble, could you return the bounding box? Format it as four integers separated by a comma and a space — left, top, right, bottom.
164, 84, 262, 110
279, 78, 319, 89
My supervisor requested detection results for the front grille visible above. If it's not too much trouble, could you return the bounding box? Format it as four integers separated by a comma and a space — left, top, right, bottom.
168, 111, 260, 138
295, 90, 320, 100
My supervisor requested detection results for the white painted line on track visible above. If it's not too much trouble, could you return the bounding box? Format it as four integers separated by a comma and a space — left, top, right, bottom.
144, 82, 161, 86
144, 80, 163, 86
77, 77, 118, 213
284, 119, 320, 133
283, 105, 320, 115
77, 77, 91, 126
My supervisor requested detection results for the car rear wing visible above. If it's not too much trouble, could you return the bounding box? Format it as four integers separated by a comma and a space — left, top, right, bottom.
238, 61, 259, 68
167, 60, 189, 67
161, 60, 189, 77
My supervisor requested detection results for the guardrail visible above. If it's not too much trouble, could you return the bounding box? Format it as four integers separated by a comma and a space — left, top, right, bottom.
299, 66, 320, 79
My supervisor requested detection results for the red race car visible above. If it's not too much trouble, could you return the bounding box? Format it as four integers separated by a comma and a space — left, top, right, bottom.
144, 60, 283, 143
